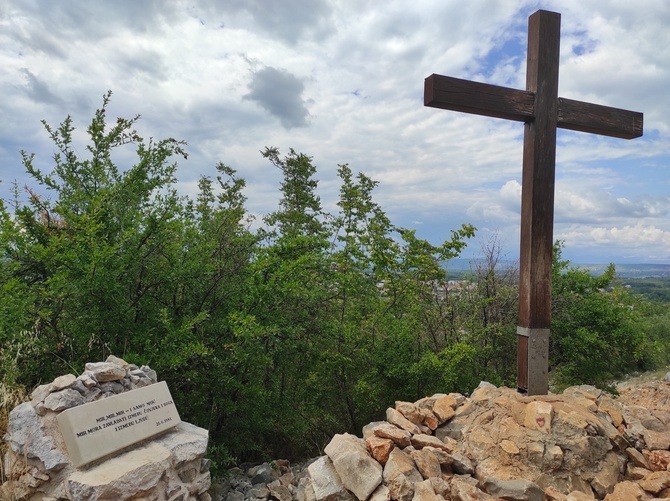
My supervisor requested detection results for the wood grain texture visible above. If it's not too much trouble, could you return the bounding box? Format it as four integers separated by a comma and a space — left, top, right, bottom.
518, 9, 560, 331
424, 74, 534, 122
558, 98, 643, 139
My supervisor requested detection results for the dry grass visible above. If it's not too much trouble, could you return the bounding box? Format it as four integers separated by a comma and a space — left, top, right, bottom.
1, 380, 29, 495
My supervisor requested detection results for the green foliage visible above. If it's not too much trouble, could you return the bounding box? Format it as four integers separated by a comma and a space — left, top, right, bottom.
0, 92, 259, 472
2, 95, 667, 475
456, 238, 519, 386
550, 242, 646, 389
632, 300, 670, 370
623, 277, 670, 303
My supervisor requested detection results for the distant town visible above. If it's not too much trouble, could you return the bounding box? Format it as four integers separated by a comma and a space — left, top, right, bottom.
444, 259, 670, 279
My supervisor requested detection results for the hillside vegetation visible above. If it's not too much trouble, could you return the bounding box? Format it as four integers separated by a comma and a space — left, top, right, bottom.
2, 94, 669, 473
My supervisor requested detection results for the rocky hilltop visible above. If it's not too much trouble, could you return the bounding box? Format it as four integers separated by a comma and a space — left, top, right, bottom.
4, 357, 669, 500
219, 378, 670, 501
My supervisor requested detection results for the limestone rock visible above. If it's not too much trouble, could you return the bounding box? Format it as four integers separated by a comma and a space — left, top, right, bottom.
366, 436, 395, 465
84, 361, 127, 381
624, 405, 665, 432
363, 421, 388, 439
638, 470, 670, 495
644, 449, 670, 471
499, 439, 520, 455
435, 419, 466, 441
66, 442, 171, 499
602, 480, 648, 501
386, 472, 415, 501
99, 380, 124, 394
213, 379, 670, 501
563, 385, 602, 402
543, 486, 568, 501
269, 481, 293, 501
228, 490, 246, 501
454, 400, 477, 418
526, 442, 544, 466
410, 434, 452, 453
524, 400, 553, 434
105, 354, 129, 366
429, 477, 450, 498
429, 394, 458, 424
481, 477, 544, 501
545, 445, 564, 469
409, 448, 441, 479
249, 484, 271, 499
383, 448, 423, 486
640, 427, 670, 450
43, 388, 85, 412
626, 464, 651, 480
450, 478, 493, 500
30, 383, 52, 406
422, 446, 453, 468
422, 412, 439, 431
626, 447, 651, 470
140, 365, 158, 383
219, 380, 670, 501
5, 402, 69, 472
566, 490, 596, 500
367, 421, 412, 448
50, 374, 77, 392
249, 462, 277, 486
369, 483, 390, 501
470, 381, 498, 403
308, 456, 354, 501
590, 452, 620, 498
411, 479, 439, 501
450, 453, 475, 475
396, 401, 425, 426
76, 373, 98, 388
297, 476, 317, 501
325, 433, 382, 501
161, 421, 209, 465
387, 408, 421, 435
598, 396, 624, 428
2, 357, 210, 500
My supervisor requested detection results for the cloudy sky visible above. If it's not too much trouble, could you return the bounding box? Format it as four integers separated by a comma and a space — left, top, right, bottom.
1, 0, 669, 264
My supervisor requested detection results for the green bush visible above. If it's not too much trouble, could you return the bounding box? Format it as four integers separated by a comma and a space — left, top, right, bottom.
3, 95, 666, 475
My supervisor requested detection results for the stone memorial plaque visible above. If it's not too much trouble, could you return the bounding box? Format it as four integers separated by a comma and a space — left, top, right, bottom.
57, 380, 181, 467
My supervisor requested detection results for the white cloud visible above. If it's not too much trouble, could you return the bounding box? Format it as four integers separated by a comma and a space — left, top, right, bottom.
558, 223, 670, 262
0, 0, 668, 264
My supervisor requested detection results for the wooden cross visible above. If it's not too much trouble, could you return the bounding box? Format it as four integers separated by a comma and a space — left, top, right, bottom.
424, 9, 643, 395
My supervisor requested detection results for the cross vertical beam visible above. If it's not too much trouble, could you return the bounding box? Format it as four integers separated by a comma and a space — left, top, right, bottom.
517, 10, 560, 395
423, 9, 643, 395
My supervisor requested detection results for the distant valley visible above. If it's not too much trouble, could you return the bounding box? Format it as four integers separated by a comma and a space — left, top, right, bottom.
444, 258, 670, 279
576, 263, 670, 279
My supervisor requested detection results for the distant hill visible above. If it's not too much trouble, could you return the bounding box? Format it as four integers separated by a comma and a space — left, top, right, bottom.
578, 263, 670, 279
444, 258, 670, 279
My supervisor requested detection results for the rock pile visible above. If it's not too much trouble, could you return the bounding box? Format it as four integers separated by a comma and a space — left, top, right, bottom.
2, 355, 211, 500
218, 380, 670, 501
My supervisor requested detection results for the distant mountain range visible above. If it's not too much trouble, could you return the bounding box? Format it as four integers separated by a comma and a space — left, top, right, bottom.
578, 263, 670, 279
444, 259, 670, 279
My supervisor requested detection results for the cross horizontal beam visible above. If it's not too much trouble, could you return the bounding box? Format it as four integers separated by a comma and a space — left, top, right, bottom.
425, 74, 643, 139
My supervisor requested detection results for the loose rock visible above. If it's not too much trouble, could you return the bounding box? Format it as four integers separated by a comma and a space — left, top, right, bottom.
2, 357, 210, 500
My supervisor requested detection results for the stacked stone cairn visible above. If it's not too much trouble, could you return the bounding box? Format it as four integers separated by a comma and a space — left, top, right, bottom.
216, 379, 670, 501
2, 355, 211, 500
